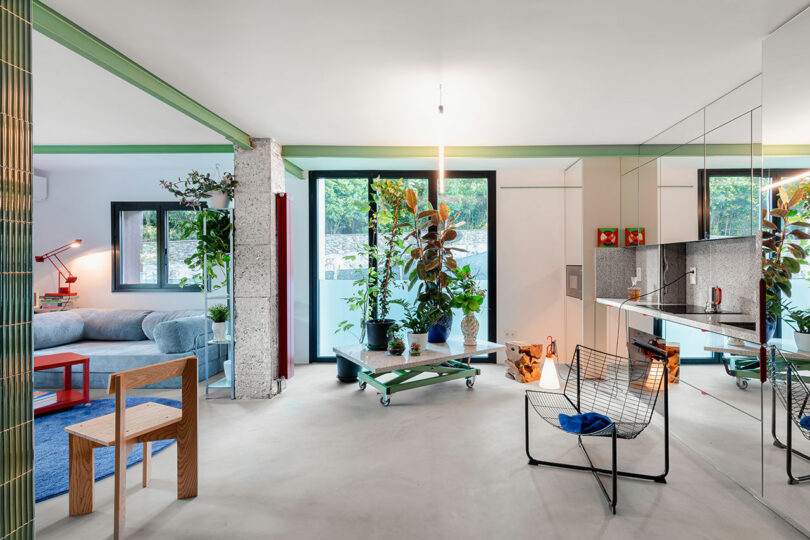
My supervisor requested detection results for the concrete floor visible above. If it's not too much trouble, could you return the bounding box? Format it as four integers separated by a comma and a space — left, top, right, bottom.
35, 363, 806, 539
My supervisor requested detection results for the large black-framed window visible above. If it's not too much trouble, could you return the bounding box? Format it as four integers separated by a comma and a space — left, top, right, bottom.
111, 202, 202, 292
309, 170, 497, 362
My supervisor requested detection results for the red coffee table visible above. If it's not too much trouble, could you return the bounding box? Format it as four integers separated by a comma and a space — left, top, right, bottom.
34, 352, 91, 415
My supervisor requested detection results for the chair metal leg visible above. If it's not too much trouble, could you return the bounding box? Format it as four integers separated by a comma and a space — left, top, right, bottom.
525, 394, 667, 514
770, 376, 810, 484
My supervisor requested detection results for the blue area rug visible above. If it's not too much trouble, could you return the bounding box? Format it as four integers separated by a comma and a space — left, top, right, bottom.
35, 397, 180, 502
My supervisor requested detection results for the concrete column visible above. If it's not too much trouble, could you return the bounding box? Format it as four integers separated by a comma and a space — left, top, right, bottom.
233, 139, 286, 398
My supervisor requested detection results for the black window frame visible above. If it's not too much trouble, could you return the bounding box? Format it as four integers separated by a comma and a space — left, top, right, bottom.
111, 201, 202, 292
308, 170, 497, 363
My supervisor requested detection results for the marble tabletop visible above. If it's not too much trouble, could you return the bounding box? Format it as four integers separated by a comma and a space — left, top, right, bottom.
705, 340, 810, 361
333, 338, 505, 374
596, 298, 758, 343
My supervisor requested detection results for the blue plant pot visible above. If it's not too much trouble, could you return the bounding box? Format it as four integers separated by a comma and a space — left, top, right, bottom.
766, 317, 777, 342
428, 313, 454, 343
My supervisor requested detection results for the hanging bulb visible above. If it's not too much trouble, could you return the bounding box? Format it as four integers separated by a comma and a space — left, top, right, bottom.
438, 84, 445, 194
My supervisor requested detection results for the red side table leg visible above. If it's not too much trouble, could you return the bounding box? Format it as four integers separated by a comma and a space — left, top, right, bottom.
82, 359, 90, 405
63, 362, 72, 394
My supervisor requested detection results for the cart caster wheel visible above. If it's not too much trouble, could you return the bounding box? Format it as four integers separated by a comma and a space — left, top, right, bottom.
359, 381, 367, 390
466, 376, 475, 389
736, 378, 749, 390
380, 395, 391, 407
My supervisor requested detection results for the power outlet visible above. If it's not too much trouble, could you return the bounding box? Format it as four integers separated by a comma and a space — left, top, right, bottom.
504, 330, 517, 339
688, 267, 697, 285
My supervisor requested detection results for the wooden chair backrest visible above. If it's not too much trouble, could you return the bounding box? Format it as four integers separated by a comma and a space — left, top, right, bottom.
107, 356, 198, 446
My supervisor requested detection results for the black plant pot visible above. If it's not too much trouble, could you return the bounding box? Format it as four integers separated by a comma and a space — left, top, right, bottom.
428, 313, 454, 343
366, 319, 395, 351
336, 355, 360, 382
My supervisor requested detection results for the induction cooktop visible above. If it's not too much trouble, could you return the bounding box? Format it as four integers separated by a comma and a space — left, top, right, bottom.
639, 304, 741, 315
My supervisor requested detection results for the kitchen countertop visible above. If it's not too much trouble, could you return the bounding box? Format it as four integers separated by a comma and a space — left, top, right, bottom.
596, 298, 758, 342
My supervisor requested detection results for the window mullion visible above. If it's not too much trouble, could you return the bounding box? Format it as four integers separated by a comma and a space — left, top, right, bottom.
158, 205, 168, 288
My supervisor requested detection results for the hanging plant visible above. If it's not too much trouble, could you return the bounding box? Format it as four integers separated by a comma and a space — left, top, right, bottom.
160, 170, 237, 209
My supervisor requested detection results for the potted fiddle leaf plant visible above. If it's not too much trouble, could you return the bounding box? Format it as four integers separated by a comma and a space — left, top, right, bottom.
450, 265, 487, 345
160, 170, 237, 210
762, 186, 810, 341
337, 178, 409, 351
403, 189, 462, 343
784, 305, 810, 351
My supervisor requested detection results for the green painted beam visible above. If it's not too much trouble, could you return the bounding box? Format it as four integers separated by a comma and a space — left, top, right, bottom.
34, 144, 234, 154
284, 158, 304, 179
32, 1, 252, 149
283, 144, 787, 160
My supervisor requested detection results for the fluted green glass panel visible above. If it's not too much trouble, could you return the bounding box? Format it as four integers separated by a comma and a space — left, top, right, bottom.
0, 0, 33, 538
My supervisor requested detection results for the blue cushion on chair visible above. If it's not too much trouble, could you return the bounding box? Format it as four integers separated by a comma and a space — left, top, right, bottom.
800, 416, 810, 430
559, 412, 613, 434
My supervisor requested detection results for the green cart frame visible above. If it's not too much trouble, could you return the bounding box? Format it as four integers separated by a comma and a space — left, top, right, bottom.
357, 359, 479, 406
334, 340, 504, 407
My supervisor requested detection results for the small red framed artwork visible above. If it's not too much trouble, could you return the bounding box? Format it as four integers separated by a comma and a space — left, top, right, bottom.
597, 227, 619, 247
625, 227, 646, 246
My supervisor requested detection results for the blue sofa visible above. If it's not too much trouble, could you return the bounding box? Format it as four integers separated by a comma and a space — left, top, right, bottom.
34, 308, 226, 389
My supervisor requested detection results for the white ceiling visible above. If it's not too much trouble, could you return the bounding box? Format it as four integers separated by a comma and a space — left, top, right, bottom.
35, 0, 810, 147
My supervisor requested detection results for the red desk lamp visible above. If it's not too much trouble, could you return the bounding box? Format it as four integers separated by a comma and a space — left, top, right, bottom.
35, 239, 82, 295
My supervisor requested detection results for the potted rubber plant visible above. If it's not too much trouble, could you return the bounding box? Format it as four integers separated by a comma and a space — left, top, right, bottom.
762, 186, 810, 341
160, 170, 237, 210
450, 265, 487, 345
785, 306, 810, 351
337, 178, 409, 350
403, 189, 461, 343
208, 304, 229, 342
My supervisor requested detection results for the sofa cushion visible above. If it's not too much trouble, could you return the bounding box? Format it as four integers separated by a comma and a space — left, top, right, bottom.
33, 311, 84, 350
153, 316, 210, 354
75, 309, 151, 341
142, 310, 203, 341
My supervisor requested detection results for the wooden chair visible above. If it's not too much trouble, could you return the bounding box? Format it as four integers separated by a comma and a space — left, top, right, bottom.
65, 356, 198, 539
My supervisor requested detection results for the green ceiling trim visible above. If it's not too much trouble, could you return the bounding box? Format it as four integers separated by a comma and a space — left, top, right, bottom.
32, 0, 252, 150
282, 145, 643, 159
282, 144, 783, 160
284, 158, 304, 179
34, 144, 234, 154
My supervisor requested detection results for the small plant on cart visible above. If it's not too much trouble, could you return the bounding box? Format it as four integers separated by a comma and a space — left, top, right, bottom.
387, 325, 406, 355
409, 342, 422, 356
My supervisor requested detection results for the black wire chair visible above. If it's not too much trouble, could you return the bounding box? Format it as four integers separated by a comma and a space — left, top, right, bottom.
525, 343, 669, 514
767, 347, 810, 484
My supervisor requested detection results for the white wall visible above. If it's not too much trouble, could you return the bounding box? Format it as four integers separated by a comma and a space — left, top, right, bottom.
496, 170, 567, 362
563, 161, 583, 363
33, 156, 230, 311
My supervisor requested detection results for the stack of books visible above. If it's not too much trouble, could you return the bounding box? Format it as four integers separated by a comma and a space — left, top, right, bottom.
33, 391, 57, 409
38, 293, 79, 311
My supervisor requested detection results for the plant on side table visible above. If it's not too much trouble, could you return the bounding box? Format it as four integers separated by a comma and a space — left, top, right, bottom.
784, 305, 810, 351
208, 304, 229, 342
762, 186, 810, 341
337, 178, 409, 350
450, 265, 487, 345
403, 189, 462, 343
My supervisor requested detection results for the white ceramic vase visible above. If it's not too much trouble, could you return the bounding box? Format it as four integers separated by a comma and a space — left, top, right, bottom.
223, 359, 233, 383
203, 191, 229, 209
461, 312, 479, 345
408, 332, 428, 352
212, 321, 228, 342
796, 332, 810, 352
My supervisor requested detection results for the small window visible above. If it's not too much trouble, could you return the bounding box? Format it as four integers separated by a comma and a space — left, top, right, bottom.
111, 202, 201, 291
